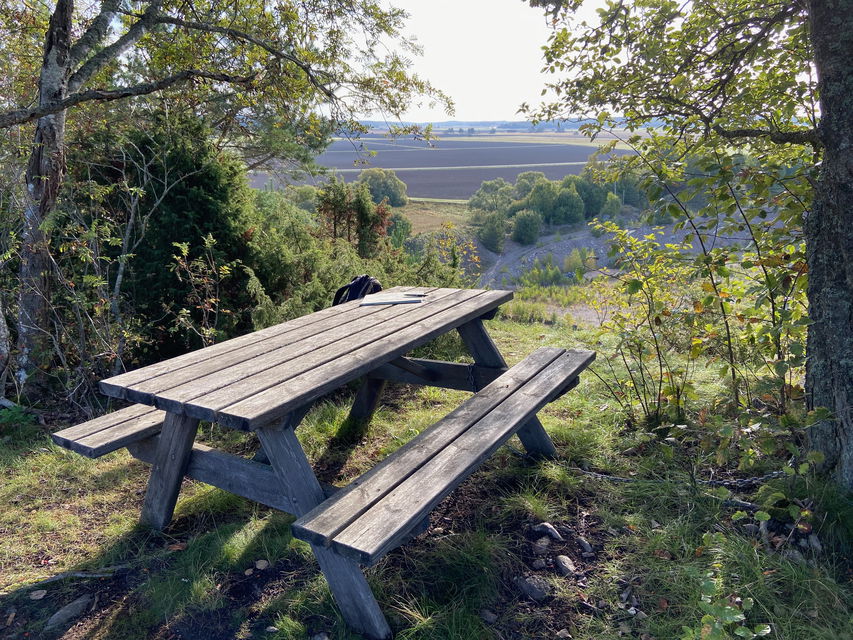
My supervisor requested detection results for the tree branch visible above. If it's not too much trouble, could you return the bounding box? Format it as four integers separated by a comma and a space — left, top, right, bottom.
67, 0, 122, 67
712, 124, 820, 146
151, 15, 336, 100
0, 70, 257, 129
68, 1, 163, 93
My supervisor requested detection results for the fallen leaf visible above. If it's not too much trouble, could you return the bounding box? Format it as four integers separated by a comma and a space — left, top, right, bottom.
255, 559, 270, 570
653, 549, 673, 560
30, 590, 47, 600
167, 542, 187, 551
657, 598, 669, 611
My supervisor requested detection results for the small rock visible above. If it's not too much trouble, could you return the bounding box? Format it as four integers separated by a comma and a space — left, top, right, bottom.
627, 606, 638, 615
515, 574, 551, 602
532, 522, 565, 541
650, 520, 661, 529
532, 536, 551, 555
582, 552, 595, 559
310, 633, 330, 640
44, 595, 92, 630
480, 608, 499, 624
432, 527, 445, 535
265, 626, 278, 633
636, 610, 648, 620
244, 568, 254, 576
808, 534, 823, 553
532, 559, 547, 570
781, 549, 805, 564
29, 590, 47, 601
576, 536, 594, 554
255, 559, 270, 570
556, 630, 572, 638
555, 555, 577, 576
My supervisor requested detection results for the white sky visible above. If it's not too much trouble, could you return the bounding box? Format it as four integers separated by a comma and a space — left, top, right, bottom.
388, 0, 559, 123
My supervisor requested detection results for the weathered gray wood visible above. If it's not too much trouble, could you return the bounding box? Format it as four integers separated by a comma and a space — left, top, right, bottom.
458, 317, 558, 457
140, 412, 200, 531
149, 288, 466, 419
330, 349, 595, 565
216, 289, 513, 430
52, 406, 165, 458
129, 437, 295, 512
387, 356, 440, 382
120, 289, 437, 406
311, 546, 392, 639
348, 378, 387, 425
99, 286, 425, 399
291, 348, 568, 549
369, 359, 506, 391
256, 426, 391, 640
254, 402, 315, 463
457, 318, 507, 368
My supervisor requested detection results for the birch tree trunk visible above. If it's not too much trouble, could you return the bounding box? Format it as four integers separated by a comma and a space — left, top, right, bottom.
17, 0, 73, 384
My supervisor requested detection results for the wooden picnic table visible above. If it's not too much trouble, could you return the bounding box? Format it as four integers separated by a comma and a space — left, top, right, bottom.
55, 286, 595, 639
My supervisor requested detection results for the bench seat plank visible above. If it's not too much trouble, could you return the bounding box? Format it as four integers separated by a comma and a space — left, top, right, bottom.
52, 406, 165, 458
292, 348, 595, 566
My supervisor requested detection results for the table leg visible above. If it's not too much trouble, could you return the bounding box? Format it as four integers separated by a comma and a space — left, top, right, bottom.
256, 424, 391, 640
458, 318, 558, 458
141, 411, 199, 531
347, 377, 387, 425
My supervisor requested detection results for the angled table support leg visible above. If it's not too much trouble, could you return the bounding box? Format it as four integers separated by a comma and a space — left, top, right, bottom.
348, 378, 387, 425
141, 411, 200, 531
457, 318, 558, 458
256, 423, 391, 640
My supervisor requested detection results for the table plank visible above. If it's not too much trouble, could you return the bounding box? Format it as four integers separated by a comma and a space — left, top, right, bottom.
120, 288, 440, 405
217, 289, 513, 430
148, 288, 464, 418
100, 286, 425, 399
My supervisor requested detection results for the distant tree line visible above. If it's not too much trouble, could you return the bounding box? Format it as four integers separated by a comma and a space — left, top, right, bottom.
468, 170, 646, 252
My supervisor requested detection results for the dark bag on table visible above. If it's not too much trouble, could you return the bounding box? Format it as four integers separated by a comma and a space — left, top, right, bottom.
332, 274, 382, 305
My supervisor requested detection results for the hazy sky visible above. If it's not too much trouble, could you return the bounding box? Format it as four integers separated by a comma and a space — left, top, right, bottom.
388, 0, 558, 123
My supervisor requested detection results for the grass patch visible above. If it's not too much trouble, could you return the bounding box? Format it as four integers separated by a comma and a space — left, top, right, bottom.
1, 282, 851, 638
397, 200, 471, 234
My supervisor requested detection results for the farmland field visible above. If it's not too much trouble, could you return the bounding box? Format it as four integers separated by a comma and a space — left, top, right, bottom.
249, 133, 634, 200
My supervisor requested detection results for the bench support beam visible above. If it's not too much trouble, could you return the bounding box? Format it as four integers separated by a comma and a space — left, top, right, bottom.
348, 377, 387, 425
458, 319, 557, 458
256, 422, 391, 640
140, 412, 199, 530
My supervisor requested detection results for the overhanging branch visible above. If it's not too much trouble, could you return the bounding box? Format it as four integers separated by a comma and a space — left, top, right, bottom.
0, 70, 257, 129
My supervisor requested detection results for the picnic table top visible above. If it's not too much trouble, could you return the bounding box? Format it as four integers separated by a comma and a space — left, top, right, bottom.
100, 286, 513, 431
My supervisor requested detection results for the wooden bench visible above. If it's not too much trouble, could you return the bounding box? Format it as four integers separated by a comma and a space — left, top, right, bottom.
292, 346, 595, 569
52, 404, 166, 458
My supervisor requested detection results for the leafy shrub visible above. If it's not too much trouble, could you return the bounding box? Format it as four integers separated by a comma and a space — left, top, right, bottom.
600, 191, 622, 218
356, 167, 408, 207
468, 178, 514, 213
511, 209, 542, 245
388, 211, 413, 248
477, 212, 507, 253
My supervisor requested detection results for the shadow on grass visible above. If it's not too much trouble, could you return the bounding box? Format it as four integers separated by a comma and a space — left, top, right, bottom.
313, 416, 372, 484
0, 485, 324, 640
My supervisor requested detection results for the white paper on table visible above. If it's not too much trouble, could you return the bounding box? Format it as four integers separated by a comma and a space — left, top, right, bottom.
360, 293, 425, 306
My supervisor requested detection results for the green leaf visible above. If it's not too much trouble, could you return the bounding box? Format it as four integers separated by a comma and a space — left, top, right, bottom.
734, 626, 755, 638
806, 450, 825, 464
754, 624, 772, 636
626, 279, 643, 294
755, 511, 771, 522
732, 510, 747, 521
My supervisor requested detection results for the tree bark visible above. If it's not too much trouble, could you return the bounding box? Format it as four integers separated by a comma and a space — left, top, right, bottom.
17, 0, 73, 383
806, 0, 853, 489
